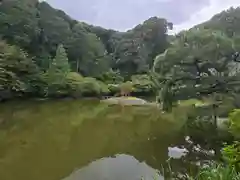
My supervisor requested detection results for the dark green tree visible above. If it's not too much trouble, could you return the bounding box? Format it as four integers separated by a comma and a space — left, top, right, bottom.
112, 17, 172, 76
153, 29, 240, 112
0, 0, 40, 51
200, 7, 240, 37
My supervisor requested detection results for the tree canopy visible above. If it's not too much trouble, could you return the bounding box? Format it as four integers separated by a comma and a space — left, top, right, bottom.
1, 0, 240, 102
0, 0, 171, 77
153, 28, 240, 111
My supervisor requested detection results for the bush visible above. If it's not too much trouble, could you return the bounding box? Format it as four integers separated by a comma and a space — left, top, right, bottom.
66, 73, 110, 97
97, 80, 110, 95
108, 84, 121, 95
131, 74, 154, 95
52, 72, 110, 98
191, 143, 240, 180
75, 77, 109, 97
99, 69, 124, 84
192, 163, 240, 180
66, 72, 84, 97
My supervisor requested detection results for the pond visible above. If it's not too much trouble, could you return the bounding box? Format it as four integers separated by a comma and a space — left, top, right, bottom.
0, 99, 220, 180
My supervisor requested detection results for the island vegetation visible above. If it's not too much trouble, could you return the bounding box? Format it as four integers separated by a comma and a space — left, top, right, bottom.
1, 0, 240, 179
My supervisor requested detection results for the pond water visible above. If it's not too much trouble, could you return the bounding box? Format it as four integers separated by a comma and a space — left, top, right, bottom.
0, 99, 220, 180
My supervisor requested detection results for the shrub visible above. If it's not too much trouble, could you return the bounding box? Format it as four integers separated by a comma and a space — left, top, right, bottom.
99, 69, 124, 84
131, 74, 154, 94
66, 72, 109, 97
66, 72, 84, 97
78, 77, 109, 96
97, 80, 110, 95
193, 163, 240, 180
108, 84, 121, 95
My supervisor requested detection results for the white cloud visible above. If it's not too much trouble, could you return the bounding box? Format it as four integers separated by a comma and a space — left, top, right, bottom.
171, 0, 240, 34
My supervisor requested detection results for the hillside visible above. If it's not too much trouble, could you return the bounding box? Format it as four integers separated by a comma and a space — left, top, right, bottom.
1, 0, 240, 101
0, 0, 171, 77
200, 7, 240, 37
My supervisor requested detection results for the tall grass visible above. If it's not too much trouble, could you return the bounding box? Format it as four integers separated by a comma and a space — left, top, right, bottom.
161, 163, 240, 180
191, 163, 240, 180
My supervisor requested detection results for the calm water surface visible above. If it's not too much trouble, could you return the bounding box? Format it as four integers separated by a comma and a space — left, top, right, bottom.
0, 99, 217, 180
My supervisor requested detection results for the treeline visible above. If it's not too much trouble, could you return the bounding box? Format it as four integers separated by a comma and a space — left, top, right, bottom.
0, 0, 171, 100
1, 0, 240, 102
0, 0, 171, 75
152, 7, 240, 111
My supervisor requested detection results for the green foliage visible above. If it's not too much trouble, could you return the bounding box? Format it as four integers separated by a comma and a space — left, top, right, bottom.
38, 2, 72, 55
78, 77, 109, 96
0, 0, 171, 78
0, 0, 40, 50
230, 109, 240, 138
49, 44, 70, 74
66, 23, 109, 77
44, 45, 70, 96
0, 40, 40, 99
190, 143, 240, 180
107, 84, 120, 95
153, 28, 240, 111
112, 17, 171, 76
83, 24, 117, 54
66, 72, 84, 97
99, 69, 124, 84
193, 163, 240, 180
1, 0, 240, 103
201, 7, 240, 37
222, 142, 240, 170
131, 74, 154, 94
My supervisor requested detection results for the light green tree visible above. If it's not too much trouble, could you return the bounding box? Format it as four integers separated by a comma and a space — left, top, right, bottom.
45, 44, 70, 96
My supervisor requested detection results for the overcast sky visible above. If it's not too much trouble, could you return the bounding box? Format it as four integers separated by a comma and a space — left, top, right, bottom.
43, 0, 240, 33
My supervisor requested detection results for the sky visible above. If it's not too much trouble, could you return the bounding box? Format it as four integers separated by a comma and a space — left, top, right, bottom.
42, 0, 240, 33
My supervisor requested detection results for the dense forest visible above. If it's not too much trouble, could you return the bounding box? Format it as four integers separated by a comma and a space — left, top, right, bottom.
1, 0, 240, 105
0, 0, 173, 100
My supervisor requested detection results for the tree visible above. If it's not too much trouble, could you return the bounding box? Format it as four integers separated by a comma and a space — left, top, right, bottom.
200, 7, 240, 37
153, 29, 240, 112
50, 44, 70, 74
99, 69, 124, 84
45, 44, 70, 96
0, 40, 40, 99
0, 0, 172, 78
66, 23, 109, 77
112, 17, 172, 76
37, 2, 72, 55
0, 0, 40, 51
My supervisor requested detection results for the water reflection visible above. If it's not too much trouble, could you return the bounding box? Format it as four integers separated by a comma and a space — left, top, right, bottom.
0, 100, 220, 180
64, 154, 163, 180
168, 147, 188, 159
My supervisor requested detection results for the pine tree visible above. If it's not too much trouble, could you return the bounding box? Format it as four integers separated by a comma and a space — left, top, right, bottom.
45, 44, 71, 96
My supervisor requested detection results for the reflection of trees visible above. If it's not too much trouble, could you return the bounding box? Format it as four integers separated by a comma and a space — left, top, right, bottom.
64, 105, 184, 172
0, 101, 227, 180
